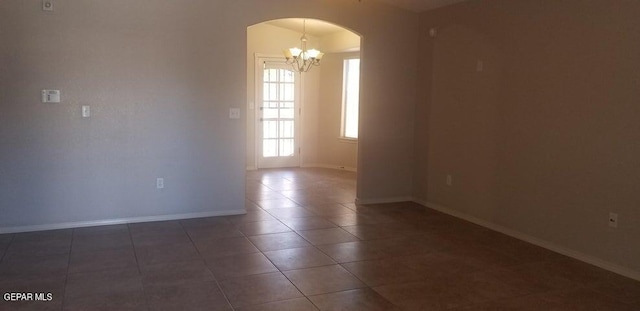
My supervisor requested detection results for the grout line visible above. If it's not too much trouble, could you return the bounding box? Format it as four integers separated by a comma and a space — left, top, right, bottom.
182, 220, 236, 311
0, 233, 15, 262
60, 229, 74, 311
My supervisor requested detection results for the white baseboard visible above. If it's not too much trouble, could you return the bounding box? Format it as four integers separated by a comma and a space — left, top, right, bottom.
0, 209, 246, 234
246, 166, 257, 171
355, 196, 414, 205
301, 163, 357, 172
413, 198, 640, 282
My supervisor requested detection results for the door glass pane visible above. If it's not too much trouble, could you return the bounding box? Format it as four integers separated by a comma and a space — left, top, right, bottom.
280, 120, 294, 138
279, 139, 294, 157
263, 108, 278, 119
280, 108, 294, 119
263, 139, 277, 157
263, 121, 277, 139
282, 83, 294, 101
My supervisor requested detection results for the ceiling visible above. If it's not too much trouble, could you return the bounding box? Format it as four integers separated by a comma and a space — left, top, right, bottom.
371, 0, 468, 12
265, 19, 348, 37
264, 1, 467, 36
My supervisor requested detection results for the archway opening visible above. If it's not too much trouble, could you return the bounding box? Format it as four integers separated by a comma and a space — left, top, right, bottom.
245, 18, 362, 206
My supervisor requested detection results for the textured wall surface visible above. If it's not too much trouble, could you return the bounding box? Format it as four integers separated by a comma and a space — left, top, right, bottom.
416, 0, 640, 273
0, 0, 418, 230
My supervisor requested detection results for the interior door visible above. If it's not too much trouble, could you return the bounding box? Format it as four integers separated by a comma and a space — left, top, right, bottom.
257, 61, 300, 168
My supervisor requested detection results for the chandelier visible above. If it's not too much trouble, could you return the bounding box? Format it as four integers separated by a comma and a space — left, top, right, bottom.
283, 19, 324, 73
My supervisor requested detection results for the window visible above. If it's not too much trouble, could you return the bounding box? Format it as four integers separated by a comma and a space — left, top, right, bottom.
341, 58, 360, 139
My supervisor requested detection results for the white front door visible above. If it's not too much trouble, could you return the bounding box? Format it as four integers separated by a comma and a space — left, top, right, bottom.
257, 60, 300, 168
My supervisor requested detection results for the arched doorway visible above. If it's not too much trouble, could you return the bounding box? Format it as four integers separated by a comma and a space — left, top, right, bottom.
246, 18, 362, 174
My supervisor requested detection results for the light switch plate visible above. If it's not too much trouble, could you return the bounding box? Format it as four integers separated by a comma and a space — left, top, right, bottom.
229, 108, 240, 119
42, 90, 60, 103
82, 105, 90, 118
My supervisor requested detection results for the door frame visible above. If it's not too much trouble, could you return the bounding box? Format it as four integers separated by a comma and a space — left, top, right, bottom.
253, 53, 303, 169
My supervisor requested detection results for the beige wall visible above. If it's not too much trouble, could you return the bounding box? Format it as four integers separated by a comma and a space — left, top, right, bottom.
416, 0, 640, 275
316, 52, 360, 171
0, 0, 418, 230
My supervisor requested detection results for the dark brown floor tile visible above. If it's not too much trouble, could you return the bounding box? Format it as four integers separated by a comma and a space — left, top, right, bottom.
0, 253, 69, 277
128, 220, 183, 234
144, 281, 232, 311
317, 241, 388, 263
474, 231, 568, 264
73, 224, 129, 237
284, 264, 365, 296
71, 232, 133, 253
179, 216, 231, 229
65, 267, 142, 300
263, 247, 335, 271
308, 288, 400, 311
255, 198, 300, 209
12, 229, 73, 243
373, 280, 476, 310
298, 228, 360, 245
0, 299, 62, 311
500, 259, 609, 291
248, 232, 311, 252
69, 247, 137, 274
324, 213, 396, 227
342, 223, 422, 240
226, 210, 277, 224
135, 242, 200, 266
234, 298, 318, 311
400, 252, 480, 278
342, 257, 425, 286
195, 236, 259, 259
219, 272, 303, 308
4, 236, 71, 257
449, 294, 555, 311
0, 274, 65, 311
131, 230, 192, 248
63, 290, 147, 311
236, 220, 292, 236
265, 207, 317, 219
280, 216, 337, 231
302, 204, 355, 216
318, 238, 430, 263
207, 253, 278, 280
245, 190, 286, 202
140, 260, 214, 286
535, 287, 639, 311
446, 245, 524, 270
589, 274, 640, 305
185, 224, 244, 241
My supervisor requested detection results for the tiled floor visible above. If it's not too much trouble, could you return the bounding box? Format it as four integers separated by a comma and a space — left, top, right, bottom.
1, 167, 639, 310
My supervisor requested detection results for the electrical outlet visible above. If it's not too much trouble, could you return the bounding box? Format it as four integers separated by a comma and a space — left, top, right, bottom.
156, 178, 164, 189
608, 212, 618, 228
446, 174, 453, 186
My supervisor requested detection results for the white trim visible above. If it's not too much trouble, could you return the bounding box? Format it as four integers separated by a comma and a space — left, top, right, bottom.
413, 199, 640, 282
0, 209, 245, 234
355, 196, 413, 205
301, 163, 357, 172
